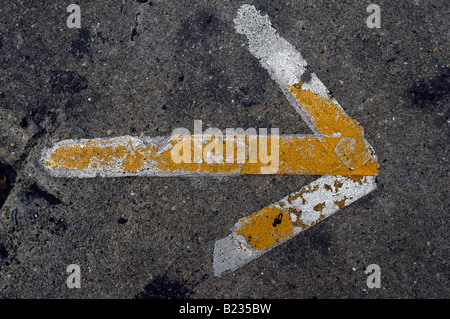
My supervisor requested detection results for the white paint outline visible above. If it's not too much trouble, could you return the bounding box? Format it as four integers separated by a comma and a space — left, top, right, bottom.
214, 175, 376, 276
212, 5, 378, 276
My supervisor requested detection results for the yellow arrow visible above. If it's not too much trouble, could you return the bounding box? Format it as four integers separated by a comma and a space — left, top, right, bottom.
40, 4, 381, 276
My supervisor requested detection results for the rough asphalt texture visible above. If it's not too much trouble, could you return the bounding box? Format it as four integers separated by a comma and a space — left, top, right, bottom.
0, 0, 448, 298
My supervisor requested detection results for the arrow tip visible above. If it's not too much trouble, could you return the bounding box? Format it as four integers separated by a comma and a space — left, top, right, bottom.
213, 233, 267, 277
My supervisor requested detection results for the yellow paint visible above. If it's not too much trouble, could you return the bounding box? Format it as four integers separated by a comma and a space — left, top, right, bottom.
45, 135, 379, 175
334, 197, 348, 210
334, 137, 372, 169
287, 81, 379, 175
43, 30, 381, 265
236, 206, 294, 250
289, 207, 309, 229
232, 175, 376, 251
238, 241, 247, 252
45, 141, 128, 170
313, 202, 325, 212
287, 184, 319, 205
289, 81, 363, 138
293, 218, 309, 230
334, 179, 344, 191
346, 175, 368, 185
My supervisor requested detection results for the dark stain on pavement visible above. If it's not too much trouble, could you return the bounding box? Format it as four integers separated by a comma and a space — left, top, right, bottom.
0, 163, 16, 208
70, 28, 92, 60
135, 274, 192, 299
409, 68, 450, 108
0, 243, 8, 260
49, 70, 88, 95
24, 183, 62, 206
305, 226, 332, 256
169, 9, 269, 120
47, 216, 68, 235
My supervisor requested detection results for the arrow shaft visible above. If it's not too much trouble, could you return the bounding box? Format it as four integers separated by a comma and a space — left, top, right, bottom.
42, 135, 378, 177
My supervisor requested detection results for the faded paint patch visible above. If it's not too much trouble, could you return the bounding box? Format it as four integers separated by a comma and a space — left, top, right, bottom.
213, 175, 377, 276
313, 202, 326, 212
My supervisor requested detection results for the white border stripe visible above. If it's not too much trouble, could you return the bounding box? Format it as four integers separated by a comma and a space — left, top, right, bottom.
213, 175, 377, 276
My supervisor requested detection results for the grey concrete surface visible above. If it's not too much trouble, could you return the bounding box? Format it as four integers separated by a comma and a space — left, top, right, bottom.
0, 0, 448, 298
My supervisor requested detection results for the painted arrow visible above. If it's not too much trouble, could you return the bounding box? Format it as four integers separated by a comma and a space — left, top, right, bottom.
41, 5, 379, 276
42, 133, 378, 177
